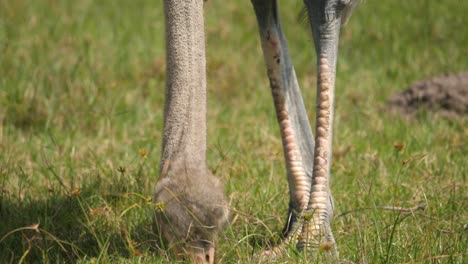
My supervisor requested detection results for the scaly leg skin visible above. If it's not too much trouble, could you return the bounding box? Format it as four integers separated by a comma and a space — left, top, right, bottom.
299, 56, 338, 260
251, 0, 358, 260
252, 0, 315, 257
299, 0, 358, 259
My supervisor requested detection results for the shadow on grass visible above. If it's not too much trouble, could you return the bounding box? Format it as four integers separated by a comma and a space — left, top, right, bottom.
0, 180, 168, 262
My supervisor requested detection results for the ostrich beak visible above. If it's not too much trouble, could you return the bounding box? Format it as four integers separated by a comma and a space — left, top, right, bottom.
188, 245, 215, 264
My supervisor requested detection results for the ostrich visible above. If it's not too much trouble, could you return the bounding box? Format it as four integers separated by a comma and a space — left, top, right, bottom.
153, 0, 358, 262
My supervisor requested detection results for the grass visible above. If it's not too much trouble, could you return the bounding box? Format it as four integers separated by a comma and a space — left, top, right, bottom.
0, 0, 466, 263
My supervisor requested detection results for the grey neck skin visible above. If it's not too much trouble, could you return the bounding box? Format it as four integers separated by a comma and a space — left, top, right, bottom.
161, 0, 207, 170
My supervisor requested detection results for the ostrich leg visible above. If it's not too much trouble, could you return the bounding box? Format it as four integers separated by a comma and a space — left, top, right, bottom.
251, 0, 315, 246
301, 0, 356, 256
252, 0, 357, 258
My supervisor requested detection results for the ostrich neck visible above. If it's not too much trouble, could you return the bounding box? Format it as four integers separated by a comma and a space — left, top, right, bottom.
161, 0, 207, 169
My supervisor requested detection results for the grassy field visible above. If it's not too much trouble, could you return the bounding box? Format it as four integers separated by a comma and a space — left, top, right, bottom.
1, 0, 467, 263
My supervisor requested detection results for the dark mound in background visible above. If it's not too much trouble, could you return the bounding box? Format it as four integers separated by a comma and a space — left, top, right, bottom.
388, 72, 468, 117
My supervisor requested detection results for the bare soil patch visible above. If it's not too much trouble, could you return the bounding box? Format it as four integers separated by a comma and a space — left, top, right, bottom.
388, 72, 468, 117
